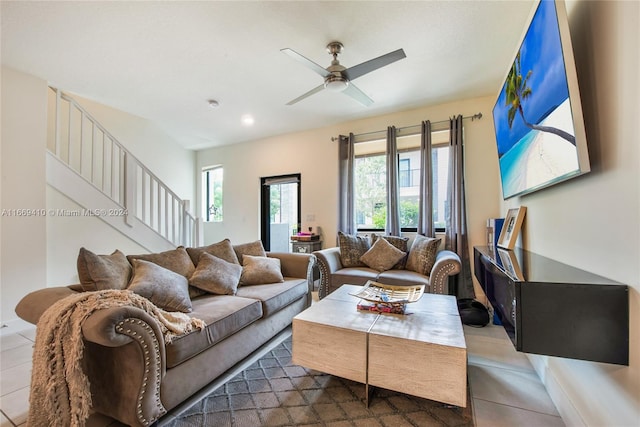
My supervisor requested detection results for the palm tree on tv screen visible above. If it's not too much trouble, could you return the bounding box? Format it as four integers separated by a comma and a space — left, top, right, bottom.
506, 52, 576, 146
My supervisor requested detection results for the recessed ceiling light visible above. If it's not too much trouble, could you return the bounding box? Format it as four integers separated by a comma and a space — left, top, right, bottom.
208, 100, 220, 108
241, 114, 255, 127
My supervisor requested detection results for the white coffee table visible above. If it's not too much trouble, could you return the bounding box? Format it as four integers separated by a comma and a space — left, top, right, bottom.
292, 284, 467, 407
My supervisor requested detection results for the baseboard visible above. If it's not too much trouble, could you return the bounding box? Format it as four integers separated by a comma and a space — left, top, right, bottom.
527, 354, 586, 427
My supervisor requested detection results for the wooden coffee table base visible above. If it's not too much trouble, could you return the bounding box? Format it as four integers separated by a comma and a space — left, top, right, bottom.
292, 284, 467, 408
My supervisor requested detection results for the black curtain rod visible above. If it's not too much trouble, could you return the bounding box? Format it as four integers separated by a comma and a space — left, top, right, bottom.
331, 112, 483, 142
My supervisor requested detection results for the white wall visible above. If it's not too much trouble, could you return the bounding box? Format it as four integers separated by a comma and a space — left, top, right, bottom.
500, 1, 639, 425
1, 67, 48, 329
45, 186, 147, 286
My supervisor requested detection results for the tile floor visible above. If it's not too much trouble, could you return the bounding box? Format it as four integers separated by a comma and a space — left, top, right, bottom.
1, 322, 565, 427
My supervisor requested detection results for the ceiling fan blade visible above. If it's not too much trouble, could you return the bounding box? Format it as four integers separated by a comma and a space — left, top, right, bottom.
281, 48, 331, 78
344, 48, 406, 81
286, 84, 325, 105
342, 83, 374, 107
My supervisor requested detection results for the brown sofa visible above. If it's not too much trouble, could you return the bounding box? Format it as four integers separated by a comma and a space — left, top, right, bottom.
315, 233, 461, 299
15, 241, 315, 427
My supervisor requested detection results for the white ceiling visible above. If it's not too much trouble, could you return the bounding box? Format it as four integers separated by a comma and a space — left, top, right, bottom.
1, 0, 536, 150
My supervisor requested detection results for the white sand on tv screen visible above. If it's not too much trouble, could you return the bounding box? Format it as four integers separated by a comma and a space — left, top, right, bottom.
524, 99, 579, 188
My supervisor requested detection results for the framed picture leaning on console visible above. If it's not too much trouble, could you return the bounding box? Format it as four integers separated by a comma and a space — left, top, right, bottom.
497, 206, 526, 249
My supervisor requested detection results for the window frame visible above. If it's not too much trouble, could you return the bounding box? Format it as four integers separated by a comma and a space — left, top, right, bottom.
203, 166, 223, 222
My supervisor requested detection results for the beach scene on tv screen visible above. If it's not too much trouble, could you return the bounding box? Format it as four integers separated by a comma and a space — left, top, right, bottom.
493, 0, 579, 199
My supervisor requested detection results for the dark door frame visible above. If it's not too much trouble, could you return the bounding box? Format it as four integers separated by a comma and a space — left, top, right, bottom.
260, 173, 301, 251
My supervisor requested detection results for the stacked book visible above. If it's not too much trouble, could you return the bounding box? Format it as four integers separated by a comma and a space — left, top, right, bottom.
356, 300, 407, 314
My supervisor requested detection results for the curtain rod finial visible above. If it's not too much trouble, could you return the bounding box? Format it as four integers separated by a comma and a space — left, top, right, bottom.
472, 112, 483, 121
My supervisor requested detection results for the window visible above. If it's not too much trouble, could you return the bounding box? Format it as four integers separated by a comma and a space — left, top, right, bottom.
399, 158, 411, 187
203, 166, 223, 222
354, 130, 450, 232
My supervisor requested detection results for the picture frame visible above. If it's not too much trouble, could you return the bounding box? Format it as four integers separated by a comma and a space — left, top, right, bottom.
497, 206, 526, 249
497, 248, 524, 281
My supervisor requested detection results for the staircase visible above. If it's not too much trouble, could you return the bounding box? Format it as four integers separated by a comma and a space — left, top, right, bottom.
46, 87, 200, 251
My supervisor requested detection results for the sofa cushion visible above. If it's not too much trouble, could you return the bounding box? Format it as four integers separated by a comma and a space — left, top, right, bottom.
233, 240, 267, 265
359, 237, 407, 272
189, 253, 242, 295
406, 235, 441, 275
338, 231, 370, 267
128, 259, 192, 313
165, 295, 263, 368
371, 234, 410, 269
235, 278, 308, 317
186, 238, 239, 266
240, 255, 284, 286
331, 267, 379, 288
376, 269, 430, 288
77, 248, 132, 291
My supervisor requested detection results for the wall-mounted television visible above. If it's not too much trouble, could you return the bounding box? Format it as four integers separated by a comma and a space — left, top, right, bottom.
492, 0, 590, 200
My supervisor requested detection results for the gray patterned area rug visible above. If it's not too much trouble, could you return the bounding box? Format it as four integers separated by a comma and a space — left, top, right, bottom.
165, 336, 473, 427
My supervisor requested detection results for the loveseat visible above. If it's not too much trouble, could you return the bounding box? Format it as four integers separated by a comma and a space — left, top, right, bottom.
315, 232, 461, 298
15, 239, 315, 427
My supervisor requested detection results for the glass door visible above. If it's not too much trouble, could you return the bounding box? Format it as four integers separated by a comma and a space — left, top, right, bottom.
260, 174, 301, 252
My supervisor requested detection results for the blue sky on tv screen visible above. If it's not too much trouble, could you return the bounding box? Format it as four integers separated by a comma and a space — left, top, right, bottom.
493, 0, 570, 156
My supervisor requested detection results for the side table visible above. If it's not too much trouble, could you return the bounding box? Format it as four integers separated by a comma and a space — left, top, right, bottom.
291, 240, 322, 254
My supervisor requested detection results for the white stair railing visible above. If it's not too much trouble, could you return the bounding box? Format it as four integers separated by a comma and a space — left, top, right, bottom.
47, 87, 198, 247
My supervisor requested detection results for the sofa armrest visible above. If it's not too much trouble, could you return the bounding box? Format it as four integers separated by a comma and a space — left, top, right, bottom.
81, 306, 168, 426
429, 250, 462, 295
268, 252, 316, 306
314, 247, 343, 299
15, 286, 79, 325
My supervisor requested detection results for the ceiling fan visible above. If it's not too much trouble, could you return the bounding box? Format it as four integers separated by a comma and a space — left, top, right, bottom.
281, 41, 406, 107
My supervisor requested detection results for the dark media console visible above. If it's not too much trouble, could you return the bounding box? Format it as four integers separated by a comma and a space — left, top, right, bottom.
474, 246, 629, 365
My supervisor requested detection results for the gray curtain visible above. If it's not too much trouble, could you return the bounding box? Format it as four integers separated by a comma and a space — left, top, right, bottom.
417, 120, 434, 237
445, 115, 474, 299
385, 126, 400, 236
338, 133, 356, 235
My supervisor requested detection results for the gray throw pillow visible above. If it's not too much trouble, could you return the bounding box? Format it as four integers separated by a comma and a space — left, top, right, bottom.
127, 246, 196, 278
189, 253, 242, 295
77, 248, 132, 291
371, 234, 410, 269
360, 238, 407, 272
128, 259, 192, 313
186, 238, 240, 266
338, 231, 371, 267
233, 240, 267, 265
240, 255, 284, 286
406, 235, 442, 276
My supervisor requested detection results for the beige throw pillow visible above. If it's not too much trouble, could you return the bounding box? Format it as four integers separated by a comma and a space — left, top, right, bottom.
186, 238, 239, 266
77, 248, 132, 291
406, 235, 441, 276
189, 253, 242, 295
128, 259, 192, 313
240, 255, 284, 286
360, 238, 407, 272
338, 231, 371, 267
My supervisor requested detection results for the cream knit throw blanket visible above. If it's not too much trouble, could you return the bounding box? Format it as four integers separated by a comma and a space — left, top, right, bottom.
28, 289, 206, 427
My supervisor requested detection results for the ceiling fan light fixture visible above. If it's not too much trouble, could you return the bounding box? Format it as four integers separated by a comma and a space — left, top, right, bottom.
324, 75, 349, 92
